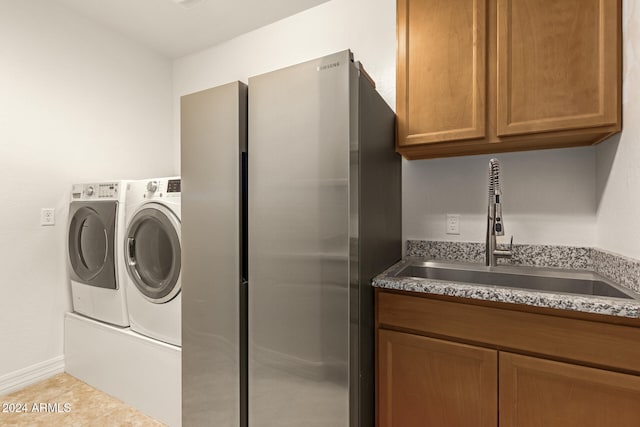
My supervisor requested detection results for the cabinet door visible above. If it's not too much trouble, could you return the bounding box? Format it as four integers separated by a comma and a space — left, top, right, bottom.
500, 352, 640, 427
396, 0, 486, 146
496, 0, 619, 136
377, 329, 497, 427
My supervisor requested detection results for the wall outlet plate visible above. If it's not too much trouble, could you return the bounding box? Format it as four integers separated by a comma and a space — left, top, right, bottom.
41, 208, 55, 226
446, 214, 460, 235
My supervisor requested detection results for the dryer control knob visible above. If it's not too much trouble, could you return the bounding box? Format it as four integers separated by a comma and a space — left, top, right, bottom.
86, 186, 94, 196
147, 181, 158, 193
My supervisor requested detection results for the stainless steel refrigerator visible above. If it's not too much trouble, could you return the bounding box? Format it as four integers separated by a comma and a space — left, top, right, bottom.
181, 50, 400, 427
181, 81, 247, 427
248, 50, 400, 426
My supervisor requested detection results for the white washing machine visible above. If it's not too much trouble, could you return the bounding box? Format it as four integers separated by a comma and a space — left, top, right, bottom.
67, 181, 129, 327
124, 177, 181, 346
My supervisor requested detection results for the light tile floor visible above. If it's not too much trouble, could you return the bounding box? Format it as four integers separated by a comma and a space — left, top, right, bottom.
0, 373, 165, 426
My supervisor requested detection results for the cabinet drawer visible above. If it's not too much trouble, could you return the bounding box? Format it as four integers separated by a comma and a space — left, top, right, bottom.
377, 290, 640, 374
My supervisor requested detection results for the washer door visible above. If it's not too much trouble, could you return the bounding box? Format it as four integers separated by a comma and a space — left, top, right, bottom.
68, 201, 117, 289
126, 203, 181, 304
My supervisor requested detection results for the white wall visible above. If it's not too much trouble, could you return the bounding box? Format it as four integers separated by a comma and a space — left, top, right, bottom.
174, 0, 605, 251
0, 0, 174, 378
172, 0, 396, 172
403, 148, 597, 246
596, 0, 640, 260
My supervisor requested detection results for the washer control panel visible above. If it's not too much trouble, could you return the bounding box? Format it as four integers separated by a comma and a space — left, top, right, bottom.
147, 181, 159, 193
71, 183, 119, 200
167, 179, 181, 193
144, 178, 181, 199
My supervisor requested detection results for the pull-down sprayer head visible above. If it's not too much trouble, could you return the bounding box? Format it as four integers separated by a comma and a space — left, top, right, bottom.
486, 158, 512, 266
489, 158, 504, 236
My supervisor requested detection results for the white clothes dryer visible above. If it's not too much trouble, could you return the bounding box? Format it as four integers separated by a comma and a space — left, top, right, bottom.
124, 177, 181, 346
67, 181, 129, 327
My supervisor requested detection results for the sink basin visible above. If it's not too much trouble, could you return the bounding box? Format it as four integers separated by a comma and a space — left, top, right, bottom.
394, 261, 638, 300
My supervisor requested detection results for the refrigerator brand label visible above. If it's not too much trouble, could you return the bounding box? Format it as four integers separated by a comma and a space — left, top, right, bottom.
317, 62, 340, 71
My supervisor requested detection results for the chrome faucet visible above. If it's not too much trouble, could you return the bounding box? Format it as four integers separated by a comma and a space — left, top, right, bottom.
486, 158, 512, 266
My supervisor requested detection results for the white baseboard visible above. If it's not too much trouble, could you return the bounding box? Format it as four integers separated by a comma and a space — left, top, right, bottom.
0, 355, 65, 396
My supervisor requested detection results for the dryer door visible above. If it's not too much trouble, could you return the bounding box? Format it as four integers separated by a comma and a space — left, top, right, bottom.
68, 201, 117, 289
125, 203, 181, 303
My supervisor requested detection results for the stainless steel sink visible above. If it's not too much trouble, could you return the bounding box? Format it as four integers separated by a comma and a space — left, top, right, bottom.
394, 261, 638, 300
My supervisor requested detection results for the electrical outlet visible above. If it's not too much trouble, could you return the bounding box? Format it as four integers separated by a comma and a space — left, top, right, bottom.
446, 214, 460, 235
41, 208, 55, 226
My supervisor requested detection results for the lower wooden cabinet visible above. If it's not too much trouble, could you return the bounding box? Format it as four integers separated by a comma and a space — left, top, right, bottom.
376, 290, 640, 427
377, 329, 497, 427
500, 352, 640, 427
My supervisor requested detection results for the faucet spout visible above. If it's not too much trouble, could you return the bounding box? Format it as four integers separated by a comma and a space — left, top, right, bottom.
486, 159, 512, 266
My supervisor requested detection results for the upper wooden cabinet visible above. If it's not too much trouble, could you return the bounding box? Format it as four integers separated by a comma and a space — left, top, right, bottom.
396, 0, 487, 145
396, 0, 622, 160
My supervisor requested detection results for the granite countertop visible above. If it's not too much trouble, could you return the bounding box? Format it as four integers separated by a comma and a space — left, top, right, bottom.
372, 241, 640, 319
